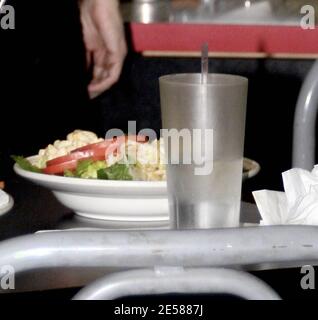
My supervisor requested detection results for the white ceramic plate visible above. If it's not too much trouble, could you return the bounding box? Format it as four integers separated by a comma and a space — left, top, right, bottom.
0, 192, 14, 217
15, 156, 168, 221
14, 156, 260, 222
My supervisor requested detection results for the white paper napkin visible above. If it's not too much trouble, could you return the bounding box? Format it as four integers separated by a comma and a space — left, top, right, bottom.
253, 165, 318, 225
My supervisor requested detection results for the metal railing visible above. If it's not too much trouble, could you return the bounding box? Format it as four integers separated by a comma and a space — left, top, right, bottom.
1, 226, 318, 299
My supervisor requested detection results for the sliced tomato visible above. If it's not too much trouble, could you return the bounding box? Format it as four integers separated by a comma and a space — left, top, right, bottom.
44, 135, 149, 175
71, 135, 148, 153
44, 152, 107, 175
125, 135, 148, 143
71, 138, 114, 153
46, 148, 107, 167
42, 160, 78, 175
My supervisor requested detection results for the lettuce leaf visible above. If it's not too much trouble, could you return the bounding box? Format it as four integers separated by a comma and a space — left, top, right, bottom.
12, 155, 42, 173
65, 159, 107, 179
97, 163, 132, 181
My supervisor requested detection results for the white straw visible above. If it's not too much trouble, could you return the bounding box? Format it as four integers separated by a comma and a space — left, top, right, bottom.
201, 43, 209, 85
0, 0, 6, 10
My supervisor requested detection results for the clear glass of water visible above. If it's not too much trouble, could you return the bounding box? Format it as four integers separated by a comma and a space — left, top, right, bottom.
159, 73, 248, 229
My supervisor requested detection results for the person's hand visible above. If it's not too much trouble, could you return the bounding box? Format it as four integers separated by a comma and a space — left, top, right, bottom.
80, 0, 127, 99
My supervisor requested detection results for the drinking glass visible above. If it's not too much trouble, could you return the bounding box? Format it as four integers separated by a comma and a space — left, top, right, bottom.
159, 73, 248, 229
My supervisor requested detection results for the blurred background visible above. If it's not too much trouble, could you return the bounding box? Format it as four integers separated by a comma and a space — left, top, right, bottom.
1, 0, 318, 198
1, 0, 318, 300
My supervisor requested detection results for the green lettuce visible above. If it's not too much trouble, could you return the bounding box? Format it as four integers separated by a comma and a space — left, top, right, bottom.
12, 155, 42, 173
66, 159, 107, 179
97, 163, 132, 181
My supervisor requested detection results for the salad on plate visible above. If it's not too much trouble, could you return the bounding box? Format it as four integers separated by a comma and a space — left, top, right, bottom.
13, 130, 166, 182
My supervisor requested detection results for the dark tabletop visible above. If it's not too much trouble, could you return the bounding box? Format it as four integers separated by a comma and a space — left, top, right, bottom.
2, 177, 318, 300
0, 177, 73, 241
0, 175, 261, 243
